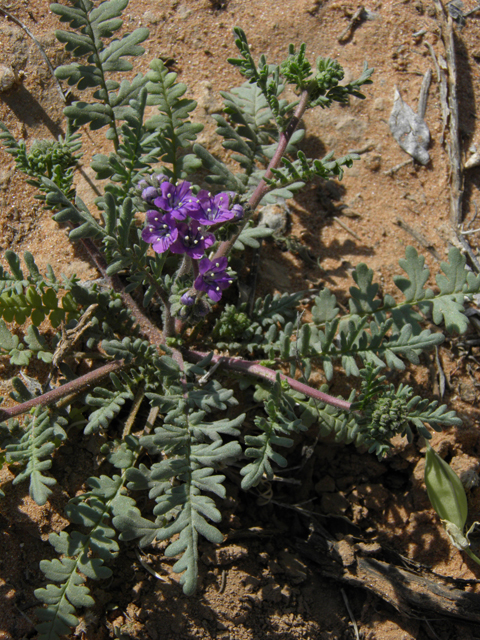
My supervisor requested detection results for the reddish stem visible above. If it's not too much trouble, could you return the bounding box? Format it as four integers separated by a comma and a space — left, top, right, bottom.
213, 89, 310, 260
183, 349, 352, 412
0, 359, 127, 421
80, 238, 166, 344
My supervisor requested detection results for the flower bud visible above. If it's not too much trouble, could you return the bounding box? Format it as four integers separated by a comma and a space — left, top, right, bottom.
180, 293, 196, 306
142, 186, 159, 204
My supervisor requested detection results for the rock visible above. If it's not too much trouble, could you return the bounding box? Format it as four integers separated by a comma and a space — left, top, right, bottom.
314, 475, 336, 494
332, 538, 356, 567
299, 0, 322, 13
143, 10, 162, 24
201, 544, 248, 566
0, 26, 29, 69
197, 80, 223, 115
176, 3, 192, 18
458, 379, 477, 404
278, 551, 308, 583
335, 114, 368, 144
450, 453, 480, 489
0, 65, 17, 92
465, 147, 480, 169
364, 153, 382, 171
280, 584, 292, 603
321, 491, 350, 514
258, 203, 288, 236
0, 168, 14, 190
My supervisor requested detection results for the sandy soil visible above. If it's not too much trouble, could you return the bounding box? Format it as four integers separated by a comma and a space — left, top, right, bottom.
1, 0, 480, 639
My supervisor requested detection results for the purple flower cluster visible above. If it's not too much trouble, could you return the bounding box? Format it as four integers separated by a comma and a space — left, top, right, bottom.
140, 178, 242, 302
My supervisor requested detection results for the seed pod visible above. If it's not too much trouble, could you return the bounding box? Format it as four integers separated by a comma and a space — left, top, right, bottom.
424, 441, 468, 532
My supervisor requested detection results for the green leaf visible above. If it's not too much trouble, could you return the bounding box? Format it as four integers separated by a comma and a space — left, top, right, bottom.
53, 0, 149, 140
233, 221, 272, 250
431, 249, 470, 333
145, 59, 203, 179
312, 288, 339, 325
425, 442, 468, 531
6, 410, 67, 505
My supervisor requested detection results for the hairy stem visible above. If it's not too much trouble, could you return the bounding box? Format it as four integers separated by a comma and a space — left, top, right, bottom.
174, 255, 192, 281
183, 349, 352, 412
80, 238, 166, 344
77, 0, 120, 150
213, 89, 310, 260
0, 360, 127, 421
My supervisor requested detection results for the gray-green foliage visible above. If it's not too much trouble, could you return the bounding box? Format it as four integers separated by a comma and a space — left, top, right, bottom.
35, 442, 139, 640
51, 0, 149, 144
3, 408, 67, 505
0, 123, 81, 199
114, 376, 245, 594
0, 0, 479, 637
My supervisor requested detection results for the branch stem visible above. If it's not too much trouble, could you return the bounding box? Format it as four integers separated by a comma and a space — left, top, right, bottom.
0, 359, 127, 421
183, 349, 352, 412
213, 89, 310, 260
80, 238, 166, 344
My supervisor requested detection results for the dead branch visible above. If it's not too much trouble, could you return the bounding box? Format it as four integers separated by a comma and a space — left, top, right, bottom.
298, 531, 480, 624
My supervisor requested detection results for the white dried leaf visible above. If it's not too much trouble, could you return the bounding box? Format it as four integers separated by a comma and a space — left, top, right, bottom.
389, 86, 430, 165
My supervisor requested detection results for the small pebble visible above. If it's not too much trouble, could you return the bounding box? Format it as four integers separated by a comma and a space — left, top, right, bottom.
0, 65, 16, 92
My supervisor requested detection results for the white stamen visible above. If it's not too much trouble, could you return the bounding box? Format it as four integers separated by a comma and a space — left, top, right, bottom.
215, 262, 220, 267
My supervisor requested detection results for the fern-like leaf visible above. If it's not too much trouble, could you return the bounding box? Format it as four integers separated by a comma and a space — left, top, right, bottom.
145, 59, 203, 180
52, 0, 149, 144
5, 409, 67, 505
35, 445, 139, 640
241, 382, 306, 489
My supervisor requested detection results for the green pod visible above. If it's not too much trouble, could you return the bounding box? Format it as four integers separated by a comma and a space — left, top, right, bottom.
424, 441, 468, 531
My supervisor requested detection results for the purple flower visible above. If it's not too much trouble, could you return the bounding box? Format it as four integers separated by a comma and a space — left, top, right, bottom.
153, 181, 199, 221
190, 191, 244, 226
194, 257, 233, 302
169, 221, 215, 259
141, 211, 178, 254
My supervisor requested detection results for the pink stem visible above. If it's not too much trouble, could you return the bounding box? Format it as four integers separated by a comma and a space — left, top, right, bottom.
213, 89, 310, 260
183, 349, 352, 412
0, 359, 127, 421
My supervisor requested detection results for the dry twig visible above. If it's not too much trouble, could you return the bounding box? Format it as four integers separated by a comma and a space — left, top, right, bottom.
333, 216, 362, 241
383, 158, 414, 176
0, 5, 67, 104
432, 1, 463, 227
338, 6, 366, 42
341, 589, 360, 640
395, 217, 442, 261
